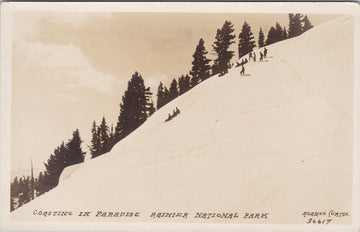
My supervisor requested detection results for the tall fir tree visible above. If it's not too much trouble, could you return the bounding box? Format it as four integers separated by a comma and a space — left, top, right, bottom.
266, 23, 284, 46
115, 71, 153, 140
42, 129, 85, 190
238, 21, 256, 59
156, 82, 166, 110
36, 172, 46, 196
43, 142, 67, 190
212, 20, 236, 76
274, 22, 283, 42
90, 121, 100, 158
178, 74, 191, 95
65, 129, 85, 166
266, 26, 277, 45
288, 13, 303, 38
282, 26, 288, 39
99, 116, 110, 154
302, 15, 313, 33
258, 28, 265, 48
163, 87, 171, 106
189, 38, 211, 86
169, 78, 179, 100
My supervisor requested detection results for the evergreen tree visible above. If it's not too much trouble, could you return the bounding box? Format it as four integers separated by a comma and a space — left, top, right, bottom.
156, 82, 166, 110
178, 74, 191, 95
189, 38, 211, 85
282, 26, 288, 39
36, 172, 46, 196
266, 22, 284, 46
90, 121, 100, 158
302, 15, 313, 32
288, 13, 303, 38
99, 116, 110, 154
274, 22, 283, 42
169, 78, 179, 100
163, 87, 171, 106
238, 21, 256, 59
258, 28, 265, 48
212, 20, 236, 76
42, 129, 85, 190
43, 143, 67, 190
266, 26, 277, 45
65, 129, 85, 166
115, 72, 153, 140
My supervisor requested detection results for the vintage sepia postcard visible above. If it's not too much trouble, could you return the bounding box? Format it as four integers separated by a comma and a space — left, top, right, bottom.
0, 2, 359, 232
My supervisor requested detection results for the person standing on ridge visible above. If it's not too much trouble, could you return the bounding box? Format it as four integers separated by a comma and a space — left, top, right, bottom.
260, 52, 264, 62
253, 52, 256, 62
240, 65, 245, 76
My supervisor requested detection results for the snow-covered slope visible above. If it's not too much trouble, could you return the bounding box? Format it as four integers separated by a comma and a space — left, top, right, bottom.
12, 16, 354, 224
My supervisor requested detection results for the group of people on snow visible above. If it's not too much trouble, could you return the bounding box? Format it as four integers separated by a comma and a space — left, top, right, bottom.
237, 47, 268, 76
165, 107, 181, 122
248, 47, 267, 62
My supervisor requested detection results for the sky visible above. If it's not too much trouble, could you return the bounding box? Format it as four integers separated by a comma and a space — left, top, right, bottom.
11, 11, 339, 178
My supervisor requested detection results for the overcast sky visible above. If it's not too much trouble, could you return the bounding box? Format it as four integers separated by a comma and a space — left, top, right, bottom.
11, 11, 339, 178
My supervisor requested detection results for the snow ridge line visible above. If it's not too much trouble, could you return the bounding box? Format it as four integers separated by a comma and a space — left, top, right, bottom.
277, 55, 352, 121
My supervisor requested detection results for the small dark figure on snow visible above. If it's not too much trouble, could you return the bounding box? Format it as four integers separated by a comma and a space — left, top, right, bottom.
264, 47, 268, 58
259, 52, 264, 62
253, 52, 256, 62
249, 52, 253, 61
240, 65, 245, 76
165, 107, 181, 122
244, 58, 248, 64
166, 113, 172, 122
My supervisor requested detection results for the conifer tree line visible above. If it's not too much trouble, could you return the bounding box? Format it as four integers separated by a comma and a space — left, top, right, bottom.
90, 71, 155, 159
10, 13, 314, 212
265, 14, 313, 46
89, 118, 115, 159
11, 129, 85, 211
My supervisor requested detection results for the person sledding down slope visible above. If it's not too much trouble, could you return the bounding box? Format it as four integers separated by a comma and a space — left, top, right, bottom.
165, 107, 181, 122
